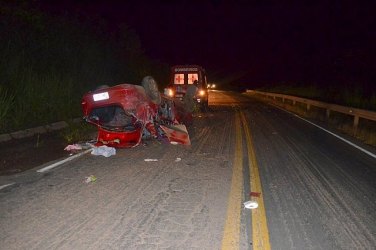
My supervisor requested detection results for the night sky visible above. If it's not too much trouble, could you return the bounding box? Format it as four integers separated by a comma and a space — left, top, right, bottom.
39, 1, 375, 89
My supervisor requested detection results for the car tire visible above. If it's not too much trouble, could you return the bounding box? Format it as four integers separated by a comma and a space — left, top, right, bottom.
141, 76, 161, 105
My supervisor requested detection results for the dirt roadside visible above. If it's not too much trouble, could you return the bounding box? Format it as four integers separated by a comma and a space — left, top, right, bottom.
0, 132, 69, 176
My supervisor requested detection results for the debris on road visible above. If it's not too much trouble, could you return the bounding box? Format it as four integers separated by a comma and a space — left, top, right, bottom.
91, 145, 116, 157
250, 192, 261, 198
160, 124, 191, 145
84, 175, 97, 183
244, 200, 259, 209
64, 142, 95, 152
64, 144, 83, 151
175, 157, 182, 162
144, 159, 158, 162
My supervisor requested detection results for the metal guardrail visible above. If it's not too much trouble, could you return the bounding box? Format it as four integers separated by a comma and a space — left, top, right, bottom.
246, 90, 376, 135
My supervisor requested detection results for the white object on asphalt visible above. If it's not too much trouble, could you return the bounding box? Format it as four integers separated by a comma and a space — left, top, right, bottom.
244, 200, 259, 209
144, 159, 158, 162
64, 144, 83, 151
175, 157, 182, 162
84, 175, 97, 183
170, 141, 179, 145
91, 145, 116, 157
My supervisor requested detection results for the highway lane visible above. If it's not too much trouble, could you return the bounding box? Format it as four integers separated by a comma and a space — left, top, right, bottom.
240, 94, 376, 249
0, 90, 375, 249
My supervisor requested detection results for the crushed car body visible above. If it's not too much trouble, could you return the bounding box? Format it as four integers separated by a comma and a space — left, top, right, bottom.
81, 76, 191, 148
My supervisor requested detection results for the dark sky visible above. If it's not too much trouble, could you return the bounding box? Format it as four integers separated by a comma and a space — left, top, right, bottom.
39, 0, 376, 88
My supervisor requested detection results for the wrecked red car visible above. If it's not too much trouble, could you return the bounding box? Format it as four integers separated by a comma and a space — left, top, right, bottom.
81, 76, 190, 148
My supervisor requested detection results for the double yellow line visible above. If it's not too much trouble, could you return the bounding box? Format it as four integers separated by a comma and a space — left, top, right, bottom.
221, 111, 271, 250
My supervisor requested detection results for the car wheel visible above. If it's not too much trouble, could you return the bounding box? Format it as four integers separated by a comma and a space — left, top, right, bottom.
141, 76, 161, 105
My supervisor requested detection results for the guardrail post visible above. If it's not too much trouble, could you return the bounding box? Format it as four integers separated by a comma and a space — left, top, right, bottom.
326, 109, 331, 119
353, 115, 359, 136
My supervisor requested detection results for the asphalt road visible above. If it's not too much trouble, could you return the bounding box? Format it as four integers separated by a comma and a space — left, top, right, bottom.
0, 90, 375, 250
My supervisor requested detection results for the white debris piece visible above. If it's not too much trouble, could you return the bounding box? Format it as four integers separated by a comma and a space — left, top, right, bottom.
84, 175, 97, 183
144, 159, 158, 162
243, 200, 259, 209
64, 144, 82, 151
91, 145, 116, 157
175, 157, 182, 162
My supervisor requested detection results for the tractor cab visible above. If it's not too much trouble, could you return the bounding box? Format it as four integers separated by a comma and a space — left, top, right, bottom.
164, 65, 208, 108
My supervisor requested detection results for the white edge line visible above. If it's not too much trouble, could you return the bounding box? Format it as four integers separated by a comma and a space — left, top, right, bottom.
37, 149, 92, 173
0, 183, 16, 190
280, 108, 376, 159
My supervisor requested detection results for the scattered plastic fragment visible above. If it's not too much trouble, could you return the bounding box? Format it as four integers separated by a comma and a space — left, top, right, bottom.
250, 192, 261, 198
91, 145, 116, 157
160, 124, 191, 145
64, 142, 95, 152
170, 141, 179, 145
64, 144, 83, 151
81, 142, 95, 149
144, 159, 158, 162
244, 200, 259, 209
84, 175, 97, 183
175, 157, 182, 162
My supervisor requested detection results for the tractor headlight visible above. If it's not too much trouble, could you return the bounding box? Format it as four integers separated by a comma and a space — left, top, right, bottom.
199, 90, 206, 96
164, 88, 174, 97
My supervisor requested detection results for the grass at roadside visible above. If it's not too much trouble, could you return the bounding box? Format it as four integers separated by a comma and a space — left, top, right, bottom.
60, 121, 97, 144
0, 3, 169, 135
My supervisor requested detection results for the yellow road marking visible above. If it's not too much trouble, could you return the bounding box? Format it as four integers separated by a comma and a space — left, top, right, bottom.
240, 111, 271, 250
221, 113, 243, 250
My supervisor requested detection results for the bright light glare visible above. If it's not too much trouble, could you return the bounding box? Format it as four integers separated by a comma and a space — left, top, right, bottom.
199, 90, 206, 96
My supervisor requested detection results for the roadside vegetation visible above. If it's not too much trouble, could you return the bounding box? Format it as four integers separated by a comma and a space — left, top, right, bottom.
0, 3, 169, 135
